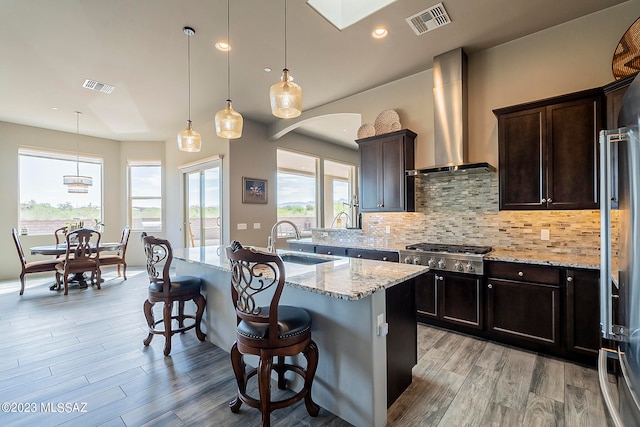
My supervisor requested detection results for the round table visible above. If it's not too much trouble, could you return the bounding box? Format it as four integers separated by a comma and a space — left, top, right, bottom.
30, 242, 122, 290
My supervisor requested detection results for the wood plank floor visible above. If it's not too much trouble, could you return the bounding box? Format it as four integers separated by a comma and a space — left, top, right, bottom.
0, 268, 612, 426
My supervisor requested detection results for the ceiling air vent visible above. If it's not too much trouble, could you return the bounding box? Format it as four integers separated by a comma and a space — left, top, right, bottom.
406, 2, 451, 36
82, 79, 116, 94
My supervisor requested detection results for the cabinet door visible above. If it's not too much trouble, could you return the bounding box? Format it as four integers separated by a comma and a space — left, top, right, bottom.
380, 136, 405, 211
416, 272, 437, 320
358, 140, 382, 211
439, 272, 482, 329
288, 242, 315, 253
314, 245, 347, 256
487, 278, 561, 349
566, 269, 600, 356
346, 248, 399, 262
498, 108, 545, 209
547, 97, 600, 209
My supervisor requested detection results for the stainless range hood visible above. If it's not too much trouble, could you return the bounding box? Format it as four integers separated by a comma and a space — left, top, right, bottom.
407, 48, 496, 176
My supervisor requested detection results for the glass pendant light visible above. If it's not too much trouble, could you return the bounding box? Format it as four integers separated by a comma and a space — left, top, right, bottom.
178, 26, 202, 152
270, 0, 302, 119
63, 111, 93, 194
215, 0, 243, 139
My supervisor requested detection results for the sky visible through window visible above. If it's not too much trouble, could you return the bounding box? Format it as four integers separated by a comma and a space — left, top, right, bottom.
20, 155, 102, 208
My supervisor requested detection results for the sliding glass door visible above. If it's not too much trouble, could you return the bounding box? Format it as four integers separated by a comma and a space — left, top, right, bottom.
182, 159, 222, 248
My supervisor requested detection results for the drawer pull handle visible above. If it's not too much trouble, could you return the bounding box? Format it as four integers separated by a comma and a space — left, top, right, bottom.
488, 284, 493, 289
518, 271, 524, 277
327, 251, 332, 255
382, 257, 388, 261
357, 254, 362, 258
567, 277, 573, 282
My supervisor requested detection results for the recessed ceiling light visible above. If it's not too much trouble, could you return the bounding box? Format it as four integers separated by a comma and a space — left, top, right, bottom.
51, 107, 58, 110
215, 41, 230, 51
264, 67, 272, 72
372, 27, 388, 38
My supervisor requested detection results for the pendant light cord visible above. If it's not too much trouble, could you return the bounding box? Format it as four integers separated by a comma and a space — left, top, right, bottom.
227, 0, 230, 100
75, 111, 80, 176
188, 32, 192, 121
284, 0, 287, 69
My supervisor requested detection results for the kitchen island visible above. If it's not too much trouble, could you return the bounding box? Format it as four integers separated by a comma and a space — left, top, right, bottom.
172, 246, 428, 427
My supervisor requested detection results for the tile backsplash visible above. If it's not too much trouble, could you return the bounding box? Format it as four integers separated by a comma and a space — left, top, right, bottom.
314, 172, 612, 258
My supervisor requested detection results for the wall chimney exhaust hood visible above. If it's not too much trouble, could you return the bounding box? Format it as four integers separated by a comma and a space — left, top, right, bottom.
407, 48, 495, 176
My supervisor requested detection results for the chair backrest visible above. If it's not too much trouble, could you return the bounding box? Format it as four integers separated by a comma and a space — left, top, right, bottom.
11, 228, 27, 269
142, 235, 173, 295
64, 228, 101, 265
226, 240, 285, 336
54, 226, 67, 245
117, 226, 131, 257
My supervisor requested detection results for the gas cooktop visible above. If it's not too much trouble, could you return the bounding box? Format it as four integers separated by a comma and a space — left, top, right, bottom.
405, 243, 492, 255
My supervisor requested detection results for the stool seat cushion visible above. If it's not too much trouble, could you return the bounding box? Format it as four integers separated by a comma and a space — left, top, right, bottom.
149, 275, 202, 296
237, 305, 311, 340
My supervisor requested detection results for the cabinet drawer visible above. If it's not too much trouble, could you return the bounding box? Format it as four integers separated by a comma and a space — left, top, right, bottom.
347, 248, 399, 262
288, 242, 315, 253
315, 245, 347, 256
487, 261, 560, 285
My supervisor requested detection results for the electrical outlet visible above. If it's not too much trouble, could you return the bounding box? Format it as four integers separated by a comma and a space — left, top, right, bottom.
541, 229, 550, 240
237, 223, 247, 230
253, 223, 261, 229
385, 226, 391, 234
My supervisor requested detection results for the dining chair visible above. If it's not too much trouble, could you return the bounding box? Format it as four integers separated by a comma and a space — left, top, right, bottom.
99, 226, 130, 279
54, 226, 67, 244
226, 240, 319, 427
142, 234, 206, 356
55, 228, 101, 296
11, 228, 60, 295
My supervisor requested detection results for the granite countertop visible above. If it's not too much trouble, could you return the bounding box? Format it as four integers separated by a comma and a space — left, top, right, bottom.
484, 249, 599, 270
173, 246, 429, 301
290, 238, 600, 270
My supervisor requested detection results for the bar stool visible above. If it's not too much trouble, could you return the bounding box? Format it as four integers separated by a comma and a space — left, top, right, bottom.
226, 240, 319, 427
141, 235, 206, 356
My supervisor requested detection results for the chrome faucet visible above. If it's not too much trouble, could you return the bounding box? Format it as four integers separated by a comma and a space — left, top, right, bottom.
331, 211, 351, 228
267, 220, 301, 253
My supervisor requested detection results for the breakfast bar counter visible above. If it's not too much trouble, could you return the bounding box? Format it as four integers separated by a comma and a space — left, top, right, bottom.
173, 245, 428, 427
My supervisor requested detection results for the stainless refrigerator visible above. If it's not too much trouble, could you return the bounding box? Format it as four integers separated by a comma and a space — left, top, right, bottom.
600, 72, 640, 427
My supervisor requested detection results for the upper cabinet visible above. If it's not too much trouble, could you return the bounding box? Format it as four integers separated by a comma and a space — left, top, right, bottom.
356, 129, 416, 212
493, 88, 603, 210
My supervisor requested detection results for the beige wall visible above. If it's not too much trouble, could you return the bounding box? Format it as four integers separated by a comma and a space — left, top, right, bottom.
0, 121, 125, 280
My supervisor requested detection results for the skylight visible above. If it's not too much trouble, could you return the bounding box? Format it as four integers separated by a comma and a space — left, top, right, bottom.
307, 0, 396, 30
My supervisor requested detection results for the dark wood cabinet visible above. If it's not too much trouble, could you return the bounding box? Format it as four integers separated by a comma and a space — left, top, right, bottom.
314, 245, 347, 256
356, 129, 416, 212
288, 242, 315, 253
346, 248, 399, 262
416, 271, 482, 331
486, 262, 561, 352
385, 275, 417, 407
494, 88, 603, 210
566, 268, 600, 356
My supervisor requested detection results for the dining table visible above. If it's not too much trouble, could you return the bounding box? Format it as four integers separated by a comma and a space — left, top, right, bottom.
30, 242, 122, 290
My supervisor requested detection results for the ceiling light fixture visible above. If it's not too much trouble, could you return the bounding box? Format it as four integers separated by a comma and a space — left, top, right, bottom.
63, 111, 93, 193
372, 27, 388, 38
270, 0, 302, 119
215, 0, 243, 139
177, 26, 202, 152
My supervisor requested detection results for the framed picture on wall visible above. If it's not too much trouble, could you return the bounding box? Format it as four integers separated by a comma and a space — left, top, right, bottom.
242, 177, 268, 204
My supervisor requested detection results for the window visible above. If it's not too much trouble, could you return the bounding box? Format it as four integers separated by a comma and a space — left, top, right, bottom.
323, 159, 356, 228
277, 149, 318, 233
129, 162, 162, 232
19, 148, 103, 235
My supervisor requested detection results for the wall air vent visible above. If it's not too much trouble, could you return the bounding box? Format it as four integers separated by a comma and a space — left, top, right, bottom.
406, 2, 451, 36
82, 79, 116, 94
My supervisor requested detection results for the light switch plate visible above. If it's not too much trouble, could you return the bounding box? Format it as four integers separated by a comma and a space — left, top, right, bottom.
237, 223, 247, 230
541, 229, 550, 240
253, 223, 261, 229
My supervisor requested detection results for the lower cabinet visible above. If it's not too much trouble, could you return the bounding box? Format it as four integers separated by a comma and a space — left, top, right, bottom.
416, 271, 483, 331
346, 248, 399, 262
486, 262, 561, 352
566, 268, 600, 356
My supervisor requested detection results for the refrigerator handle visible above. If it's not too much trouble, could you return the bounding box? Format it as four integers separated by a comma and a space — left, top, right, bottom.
600, 130, 615, 340
598, 349, 624, 427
